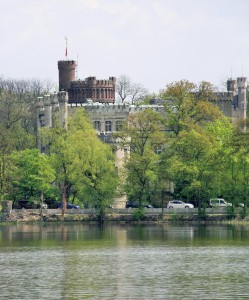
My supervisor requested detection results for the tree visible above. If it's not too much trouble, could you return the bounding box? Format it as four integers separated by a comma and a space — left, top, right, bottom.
161, 119, 233, 210
0, 90, 35, 201
159, 79, 232, 210
9, 149, 55, 208
0, 76, 55, 136
0, 76, 55, 201
41, 108, 118, 220
71, 134, 118, 221
116, 109, 165, 209
160, 80, 223, 136
116, 74, 148, 104
220, 124, 249, 213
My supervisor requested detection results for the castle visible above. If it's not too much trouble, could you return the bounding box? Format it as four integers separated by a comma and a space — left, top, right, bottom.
37, 59, 248, 167
36, 59, 247, 207
38, 59, 248, 130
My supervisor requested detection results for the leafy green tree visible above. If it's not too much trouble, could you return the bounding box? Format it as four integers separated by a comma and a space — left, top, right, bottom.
116, 109, 165, 208
159, 79, 232, 209
41, 108, 118, 220
0, 90, 35, 201
71, 134, 118, 221
9, 149, 55, 207
220, 125, 249, 213
161, 80, 223, 136
162, 119, 233, 209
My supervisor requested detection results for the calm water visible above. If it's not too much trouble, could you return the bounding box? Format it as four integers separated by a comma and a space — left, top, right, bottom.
0, 223, 249, 300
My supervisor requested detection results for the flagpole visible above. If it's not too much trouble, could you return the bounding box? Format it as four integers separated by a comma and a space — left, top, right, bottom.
65, 37, 68, 59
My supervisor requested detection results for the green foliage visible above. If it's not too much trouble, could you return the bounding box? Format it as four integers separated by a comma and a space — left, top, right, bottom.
116, 109, 165, 207
198, 208, 207, 220
161, 80, 224, 136
9, 149, 55, 204
132, 208, 145, 221
169, 212, 182, 222
239, 208, 247, 219
0, 90, 37, 200
226, 206, 236, 220
159, 80, 235, 207
41, 108, 119, 214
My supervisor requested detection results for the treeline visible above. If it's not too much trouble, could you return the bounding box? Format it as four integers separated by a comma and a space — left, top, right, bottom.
116, 80, 249, 217
0, 78, 248, 220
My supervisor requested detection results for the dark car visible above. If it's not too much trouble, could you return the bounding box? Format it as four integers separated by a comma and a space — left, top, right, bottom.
126, 202, 153, 208
13, 200, 47, 209
57, 202, 80, 209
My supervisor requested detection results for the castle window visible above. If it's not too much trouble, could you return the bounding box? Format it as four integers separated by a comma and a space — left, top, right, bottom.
94, 121, 101, 131
105, 121, 112, 132
116, 120, 123, 131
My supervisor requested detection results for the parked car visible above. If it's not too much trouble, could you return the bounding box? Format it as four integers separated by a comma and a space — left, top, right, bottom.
57, 202, 80, 209
167, 200, 194, 209
126, 202, 153, 208
13, 200, 48, 209
209, 198, 232, 207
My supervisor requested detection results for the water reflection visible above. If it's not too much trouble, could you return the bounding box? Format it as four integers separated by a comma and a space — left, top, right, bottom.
1, 223, 249, 245
0, 224, 249, 299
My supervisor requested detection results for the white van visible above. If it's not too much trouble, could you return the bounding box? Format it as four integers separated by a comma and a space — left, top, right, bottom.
209, 198, 232, 207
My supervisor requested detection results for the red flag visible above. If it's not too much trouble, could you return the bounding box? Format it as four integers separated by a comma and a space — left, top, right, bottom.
65, 47, 67, 57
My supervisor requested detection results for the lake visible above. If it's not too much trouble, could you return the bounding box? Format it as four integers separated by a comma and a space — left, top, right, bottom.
0, 223, 249, 299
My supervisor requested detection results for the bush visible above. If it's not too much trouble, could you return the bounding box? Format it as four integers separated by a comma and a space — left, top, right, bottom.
226, 206, 235, 220
132, 208, 145, 221
239, 208, 247, 219
169, 212, 182, 222
198, 208, 207, 221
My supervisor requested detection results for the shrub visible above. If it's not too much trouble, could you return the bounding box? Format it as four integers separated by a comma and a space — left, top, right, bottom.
132, 208, 145, 221
226, 206, 235, 220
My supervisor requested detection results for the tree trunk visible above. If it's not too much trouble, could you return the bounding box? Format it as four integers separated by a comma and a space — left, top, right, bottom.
61, 184, 67, 219
99, 207, 106, 224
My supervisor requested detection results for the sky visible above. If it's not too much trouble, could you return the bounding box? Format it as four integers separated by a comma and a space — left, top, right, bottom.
1, 0, 249, 94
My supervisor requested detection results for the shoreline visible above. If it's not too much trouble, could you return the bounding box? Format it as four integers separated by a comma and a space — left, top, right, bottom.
1, 210, 249, 225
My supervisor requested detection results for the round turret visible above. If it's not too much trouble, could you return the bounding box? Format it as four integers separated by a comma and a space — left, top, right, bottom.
58, 60, 77, 91
237, 77, 247, 89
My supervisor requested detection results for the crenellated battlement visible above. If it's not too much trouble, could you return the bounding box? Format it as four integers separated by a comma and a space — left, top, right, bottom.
70, 77, 116, 88
37, 92, 163, 116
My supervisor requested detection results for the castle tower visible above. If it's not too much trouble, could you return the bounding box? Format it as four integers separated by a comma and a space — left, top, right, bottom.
227, 79, 237, 95
58, 91, 68, 129
44, 95, 52, 127
51, 92, 59, 127
237, 77, 247, 120
58, 60, 77, 91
